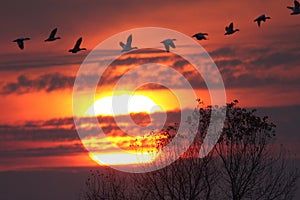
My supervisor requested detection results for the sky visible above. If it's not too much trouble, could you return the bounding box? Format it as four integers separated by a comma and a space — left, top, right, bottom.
0, 0, 299, 199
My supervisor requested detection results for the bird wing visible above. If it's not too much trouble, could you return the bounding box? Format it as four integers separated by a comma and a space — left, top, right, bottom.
119, 42, 126, 49
255, 14, 264, 21
257, 20, 261, 27
225, 26, 229, 31
169, 41, 176, 48
74, 37, 82, 49
229, 23, 234, 30
295, 0, 300, 9
126, 34, 133, 46
287, 6, 294, 10
17, 40, 24, 50
49, 28, 57, 38
163, 43, 170, 52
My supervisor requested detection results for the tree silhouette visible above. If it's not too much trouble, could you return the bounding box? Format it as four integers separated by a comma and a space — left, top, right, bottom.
214, 100, 299, 200
81, 168, 134, 200
81, 100, 299, 200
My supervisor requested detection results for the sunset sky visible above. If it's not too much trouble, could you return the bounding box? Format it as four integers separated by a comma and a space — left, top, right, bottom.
0, 0, 299, 199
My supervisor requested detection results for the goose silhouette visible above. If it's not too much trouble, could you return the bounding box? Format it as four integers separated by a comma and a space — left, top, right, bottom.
287, 0, 300, 15
45, 28, 61, 42
120, 34, 137, 52
161, 39, 176, 52
13, 37, 30, 50
254, 14, 271, 27
192, 33, 208, 40
69, 37, 86, 53
224, 22, 240, 35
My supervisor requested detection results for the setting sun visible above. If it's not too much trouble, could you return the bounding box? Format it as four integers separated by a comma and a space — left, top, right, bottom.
85, 94, 163, 116
90, 152, 159, 166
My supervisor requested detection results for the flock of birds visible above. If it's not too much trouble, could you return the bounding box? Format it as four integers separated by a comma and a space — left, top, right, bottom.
13, 28, 86, 53
12, 1, 299, 53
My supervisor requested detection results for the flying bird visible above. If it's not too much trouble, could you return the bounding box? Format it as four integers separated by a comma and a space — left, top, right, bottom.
119, 34, 137, 52
254, 14, 271, 27
287, 0, 300, 15
69, 37, 86, 53
45, 28, 61, 42
192, 33, 208, 40
12, 37, 30, 50
224, 22, 240, 35
161, 39, 176, 52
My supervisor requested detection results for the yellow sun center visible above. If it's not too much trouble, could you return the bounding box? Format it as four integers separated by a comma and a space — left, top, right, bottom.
85, 94, 162, 116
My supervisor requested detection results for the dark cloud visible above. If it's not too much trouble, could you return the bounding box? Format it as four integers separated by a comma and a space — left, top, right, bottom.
0, 116, 79, 141
210, 47, 236, 57
42, 117, 74, 127
0, 127, 79, 142
215, 59, 242, 68
1, 45, 299, 95
0, 144, 85, 158
206, 45, 300, 89
224, 74, 300, 89
138, 84, 167, 90
250, 51, 300, 69
211, 45, 299, 70
108, 49, 173, 69
0, 110, 183, 160
173, 59, 190, 70
0, 73, 74, 95
0, 53, 88, 71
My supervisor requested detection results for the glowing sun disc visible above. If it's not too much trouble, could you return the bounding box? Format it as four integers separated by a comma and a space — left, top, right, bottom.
90, 152, 159, 166
85, 94, 162, 116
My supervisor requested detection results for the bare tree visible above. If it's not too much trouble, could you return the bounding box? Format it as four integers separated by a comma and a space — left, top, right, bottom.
133, 150, 216, 200
214, 100, 299, 200
81, 167, 134, 200
81, 100, 299, 200
130, 104, 219, 200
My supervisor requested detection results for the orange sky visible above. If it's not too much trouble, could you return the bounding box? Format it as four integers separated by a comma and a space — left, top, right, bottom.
0, 0, 299, 172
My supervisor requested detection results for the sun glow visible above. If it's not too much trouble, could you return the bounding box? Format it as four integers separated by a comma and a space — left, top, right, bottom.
90, 152, 159, 166
81, 91, 181, 167
85, 94, 163, 116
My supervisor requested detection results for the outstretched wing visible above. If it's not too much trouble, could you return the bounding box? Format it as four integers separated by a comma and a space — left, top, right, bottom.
49, 28, 57, 38
74, 37, 82, 49
163, 43, 170, 52
287, 6, 294, 10
17, 40, 24, 50
119, 42, 126, 49
229, 22, 234, 30
295, 0, 300, 9
225, 26, 229, 31
257, 20, 261, 27
169, 41, 176, 48
126, 34, 133, 46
